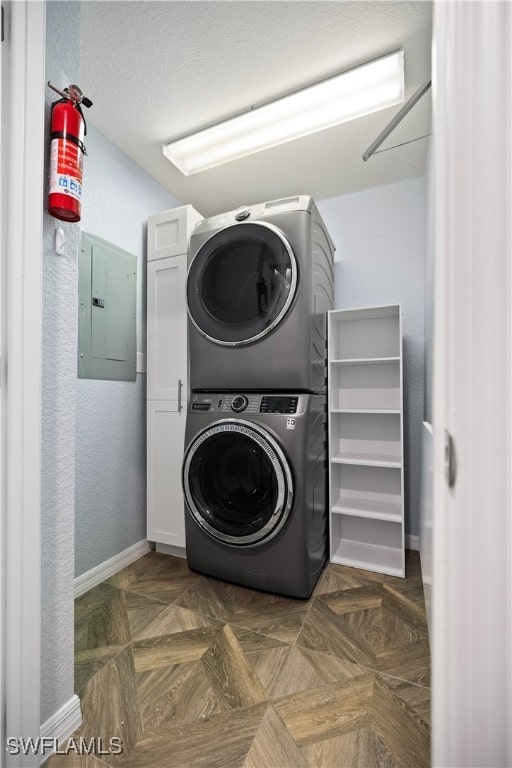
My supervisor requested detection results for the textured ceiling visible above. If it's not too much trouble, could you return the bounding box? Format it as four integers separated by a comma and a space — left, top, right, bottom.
81, 1, 432, 217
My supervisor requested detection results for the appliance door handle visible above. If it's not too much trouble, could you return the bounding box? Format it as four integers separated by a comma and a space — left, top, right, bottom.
178, 378, 183, 412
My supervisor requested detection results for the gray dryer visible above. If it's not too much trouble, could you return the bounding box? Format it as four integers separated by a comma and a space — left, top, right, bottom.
187, 195, 334, 393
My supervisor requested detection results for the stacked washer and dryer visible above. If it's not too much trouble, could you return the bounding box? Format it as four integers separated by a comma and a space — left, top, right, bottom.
182, 195, 335, 598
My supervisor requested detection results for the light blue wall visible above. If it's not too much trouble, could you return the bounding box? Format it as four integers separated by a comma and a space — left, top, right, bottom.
75, 126, 180, 577
42, 0, 80, 726
318, 177, 426, 538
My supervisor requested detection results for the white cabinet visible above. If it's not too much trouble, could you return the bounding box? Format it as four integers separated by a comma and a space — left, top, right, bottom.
147, 401, 186, 547
146, 204, 202, 548
328, 305, 404, 577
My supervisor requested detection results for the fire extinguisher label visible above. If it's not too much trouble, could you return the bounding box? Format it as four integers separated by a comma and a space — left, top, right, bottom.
49, 139, 83, 202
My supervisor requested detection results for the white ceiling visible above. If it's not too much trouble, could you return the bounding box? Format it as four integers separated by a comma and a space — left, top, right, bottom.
81, 1, 432, 217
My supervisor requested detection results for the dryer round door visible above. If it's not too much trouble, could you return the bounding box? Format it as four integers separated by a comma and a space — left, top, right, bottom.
187, 222, 297, 346
182, 420, 294, 546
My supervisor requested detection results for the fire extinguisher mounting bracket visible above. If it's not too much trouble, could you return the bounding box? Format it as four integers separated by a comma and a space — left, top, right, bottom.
47, 81, 93, 109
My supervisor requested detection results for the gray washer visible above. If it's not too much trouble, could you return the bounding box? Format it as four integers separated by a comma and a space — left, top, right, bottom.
187, 195, 335, 393
182, 392, 327, 598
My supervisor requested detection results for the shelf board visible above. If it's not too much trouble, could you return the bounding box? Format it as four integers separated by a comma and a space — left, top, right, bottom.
331, 493, 402, 522
330, 539, 404, 577
331, 409, 401, 415
330, 357, 400, 365
331, 453, 401, 469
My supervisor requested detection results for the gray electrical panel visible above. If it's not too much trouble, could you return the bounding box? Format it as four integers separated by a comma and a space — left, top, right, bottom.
78, 231, 137, 381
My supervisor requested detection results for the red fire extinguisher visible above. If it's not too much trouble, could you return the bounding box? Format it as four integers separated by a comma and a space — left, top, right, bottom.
47, 82, 93, 223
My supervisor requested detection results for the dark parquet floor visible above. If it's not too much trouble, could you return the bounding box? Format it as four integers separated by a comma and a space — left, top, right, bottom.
45, 550, 430, 768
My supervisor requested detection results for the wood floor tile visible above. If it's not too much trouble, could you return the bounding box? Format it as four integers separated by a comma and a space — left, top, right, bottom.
297, 598, 376, 667
376, 638, 431, 688
201, 625, 267, 709
122, 574, 200, 604
246, 646, 330, 700
71, 550, 430, 767
75, 646, 126, 695
77, 647, 143, 753
321, 583, 428, 650
173, 576, 239, 621
137, 660, 228, 735
314, 550, 422, 597
132, 603, 222, 640
300, 726, 403, 768
228, 625, 289, 653
298, 584, 431, 686
314, 563, 388, 595
132, 625, 224, 672
372, 676, 430, 768
75, 584, 130, 653
318, 584, 384, 615
123, 592, 169, 639
112, 703, 268, 768
232, 610, 307, 645
274, 675, 374, 746
383, 580, 428, 624
379, 673, 431, 725
111, 552, 201, 603
108, 552, 194, 589
296, 648, 370, 685
231, 600, 308, 644
242, 705, 308, 768
176, 576, 309, 643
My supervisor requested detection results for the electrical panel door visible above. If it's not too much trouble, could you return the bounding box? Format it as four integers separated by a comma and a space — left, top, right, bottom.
78, 231, 137, 381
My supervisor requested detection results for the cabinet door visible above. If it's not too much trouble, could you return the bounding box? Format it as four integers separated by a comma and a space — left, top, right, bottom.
147, 401, 186, 547
147, 255, 187, 401
147, 205, 202, 261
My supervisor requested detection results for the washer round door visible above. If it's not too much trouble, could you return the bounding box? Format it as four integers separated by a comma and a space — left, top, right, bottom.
187, 222, 297, 346
182, 420, 294, 546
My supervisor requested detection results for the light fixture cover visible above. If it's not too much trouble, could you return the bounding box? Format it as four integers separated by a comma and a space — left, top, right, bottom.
163, 50, 404, 176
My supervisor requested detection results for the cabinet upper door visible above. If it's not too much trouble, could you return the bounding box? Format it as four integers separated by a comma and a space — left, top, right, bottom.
147, 254, 187, 400
148, 205, 202, 261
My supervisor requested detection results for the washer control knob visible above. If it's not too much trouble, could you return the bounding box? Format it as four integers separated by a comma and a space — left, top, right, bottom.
231, 395, 248, 412
235, 205, 251, 221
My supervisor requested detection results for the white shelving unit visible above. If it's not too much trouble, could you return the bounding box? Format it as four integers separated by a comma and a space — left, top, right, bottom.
328, 305, 404, 577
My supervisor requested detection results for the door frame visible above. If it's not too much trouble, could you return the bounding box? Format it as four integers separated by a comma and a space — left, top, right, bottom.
432, 1, 512, 765
1, 2, 45, 765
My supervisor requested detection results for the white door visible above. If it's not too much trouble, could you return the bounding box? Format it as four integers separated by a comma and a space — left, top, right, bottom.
0, 2, 45, 765
432, 2, 512, 766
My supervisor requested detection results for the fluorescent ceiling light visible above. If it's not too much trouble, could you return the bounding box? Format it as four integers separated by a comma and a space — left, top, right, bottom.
163, 50, 404, 176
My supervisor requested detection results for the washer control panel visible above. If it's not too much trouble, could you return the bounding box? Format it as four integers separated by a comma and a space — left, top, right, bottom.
259, 396, 298, 414
190, 393, 305, 415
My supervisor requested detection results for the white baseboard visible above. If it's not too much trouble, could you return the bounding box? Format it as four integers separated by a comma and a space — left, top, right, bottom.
39, 694, 82, 763
155, 542, 187, 559
405, 534, 420, 551
74, 539, 151, 598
